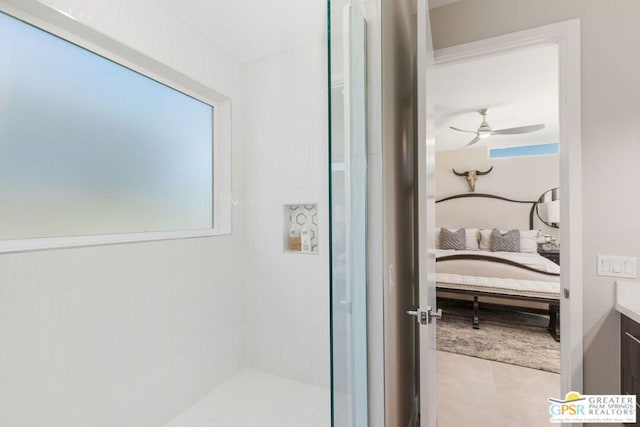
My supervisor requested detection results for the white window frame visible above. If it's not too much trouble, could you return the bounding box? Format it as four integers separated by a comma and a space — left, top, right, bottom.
0, 1, 233, 254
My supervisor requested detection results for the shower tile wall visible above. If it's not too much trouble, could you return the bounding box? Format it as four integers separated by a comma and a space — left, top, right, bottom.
0, 4, 331, 427
0, 1, 246, 427
242, 38, 330, 388
285, 204, 320, 253
0, 239, 246, 427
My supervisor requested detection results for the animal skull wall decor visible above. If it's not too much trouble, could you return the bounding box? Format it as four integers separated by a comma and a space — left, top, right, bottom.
452, 166, 494, 192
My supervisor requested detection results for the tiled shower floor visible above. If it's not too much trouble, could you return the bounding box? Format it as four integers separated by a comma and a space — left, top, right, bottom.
163, 369, 330, 427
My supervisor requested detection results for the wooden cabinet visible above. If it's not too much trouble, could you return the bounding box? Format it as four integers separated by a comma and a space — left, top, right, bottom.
621, 314, 640, 426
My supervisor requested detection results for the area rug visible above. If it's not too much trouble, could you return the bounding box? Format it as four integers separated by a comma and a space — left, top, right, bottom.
436, 300, 560, 373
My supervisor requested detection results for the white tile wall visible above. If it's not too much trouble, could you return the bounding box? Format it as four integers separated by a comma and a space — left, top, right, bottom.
0, 1, 247, 426
0, 238, 246, 427
242, 39, 331, 388
0, 2, 331, 426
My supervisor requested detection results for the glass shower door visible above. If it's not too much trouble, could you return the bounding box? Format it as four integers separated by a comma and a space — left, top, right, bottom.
329, 1, 368, 426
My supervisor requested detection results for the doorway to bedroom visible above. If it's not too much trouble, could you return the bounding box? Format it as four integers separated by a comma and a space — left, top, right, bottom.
432, 42, 562, 425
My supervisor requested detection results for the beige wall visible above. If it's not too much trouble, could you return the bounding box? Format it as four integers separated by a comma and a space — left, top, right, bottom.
431, 0, 640, 414
436, 148, 559, 200
436, 148, 560, 236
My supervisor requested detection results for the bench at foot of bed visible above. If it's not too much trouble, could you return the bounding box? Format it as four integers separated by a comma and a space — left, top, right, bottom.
547, 303, 560, 342
438, 288, 561, 342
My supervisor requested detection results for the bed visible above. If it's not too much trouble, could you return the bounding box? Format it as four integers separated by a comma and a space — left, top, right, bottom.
435, 193, 561, 341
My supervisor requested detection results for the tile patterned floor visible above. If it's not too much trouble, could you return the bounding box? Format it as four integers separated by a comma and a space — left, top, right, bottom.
437, 351, 560, 427
164, 353, 557, 426
163, 369, 330, 427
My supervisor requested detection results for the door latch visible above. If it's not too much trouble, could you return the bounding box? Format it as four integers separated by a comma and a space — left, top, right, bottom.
406, 306, 443, 325
407, 308, 428, 325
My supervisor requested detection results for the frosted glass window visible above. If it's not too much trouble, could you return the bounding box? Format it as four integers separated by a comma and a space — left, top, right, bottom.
0, 12, 213, 240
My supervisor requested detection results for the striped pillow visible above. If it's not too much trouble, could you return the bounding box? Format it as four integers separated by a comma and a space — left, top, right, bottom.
440, 228, 466, 250
490, 229, 520, 252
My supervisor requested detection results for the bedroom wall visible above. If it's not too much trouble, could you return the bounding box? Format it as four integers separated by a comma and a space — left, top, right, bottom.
0, 1, 246, 426
436, 147, 559, 200
431, 0, 640, 418
436, 147, 560, 236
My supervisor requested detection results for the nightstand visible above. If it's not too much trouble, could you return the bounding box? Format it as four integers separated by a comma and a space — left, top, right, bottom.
538, 249, 560, 265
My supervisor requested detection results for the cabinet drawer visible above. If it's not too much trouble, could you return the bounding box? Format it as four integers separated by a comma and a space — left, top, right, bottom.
622, 373, 640, 426
622, 314, 640, 337
621, 315, 640, 426
622, 315, 640, 379
622, 368, 640, 396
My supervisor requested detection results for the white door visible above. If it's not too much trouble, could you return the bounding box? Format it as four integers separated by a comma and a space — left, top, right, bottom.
416, 1, 438, 426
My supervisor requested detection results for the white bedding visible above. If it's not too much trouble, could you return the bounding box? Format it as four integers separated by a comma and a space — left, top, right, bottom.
436, 249, 560, 274
435, 249, 561, 298
436, 272, 560, 299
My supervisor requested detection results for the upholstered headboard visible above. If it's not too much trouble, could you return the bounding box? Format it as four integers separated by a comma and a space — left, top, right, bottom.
435, 193, 537, 231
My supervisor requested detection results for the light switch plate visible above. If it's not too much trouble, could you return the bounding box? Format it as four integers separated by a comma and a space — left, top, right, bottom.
598, 255, 637, 279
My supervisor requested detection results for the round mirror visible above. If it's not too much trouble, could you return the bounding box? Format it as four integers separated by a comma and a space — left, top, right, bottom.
536, 188, 560, 228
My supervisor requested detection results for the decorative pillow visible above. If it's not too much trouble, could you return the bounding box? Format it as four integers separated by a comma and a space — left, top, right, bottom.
479, 229, 493, 251
440, 228, 466, 250
480, 228, 539, 253
464, 228, 479, 250
490, 229, 520, 252
519, 229, 540, 253
437, 228, 479, 250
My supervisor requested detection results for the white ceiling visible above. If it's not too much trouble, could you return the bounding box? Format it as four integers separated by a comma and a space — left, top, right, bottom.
154, 3, 559, 151
435, 44, 559, 151
154, 1, 452, 63
153, 0, 327, 63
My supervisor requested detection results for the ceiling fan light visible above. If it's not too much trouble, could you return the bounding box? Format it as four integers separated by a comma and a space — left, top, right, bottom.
478, 131, 491, 139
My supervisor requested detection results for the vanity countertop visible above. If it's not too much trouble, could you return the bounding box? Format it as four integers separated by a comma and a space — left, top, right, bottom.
615, 281, 640, 324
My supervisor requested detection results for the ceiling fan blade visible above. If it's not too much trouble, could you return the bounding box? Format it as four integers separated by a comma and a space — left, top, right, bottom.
491, 124, 545, 135
465, 135, 481, 147
450, 126, 478, 134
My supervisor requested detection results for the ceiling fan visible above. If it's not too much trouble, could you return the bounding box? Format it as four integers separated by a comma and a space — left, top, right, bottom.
450, 108, 545, 147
